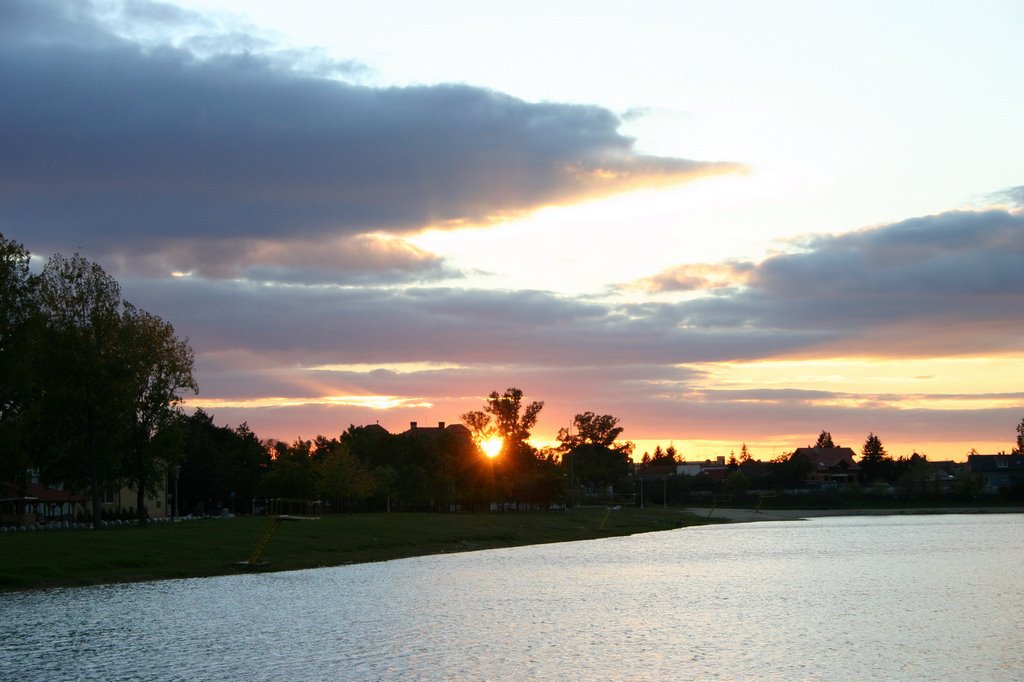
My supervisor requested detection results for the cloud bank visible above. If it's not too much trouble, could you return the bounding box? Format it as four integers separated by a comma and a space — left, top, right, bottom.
0, 0, 741, 283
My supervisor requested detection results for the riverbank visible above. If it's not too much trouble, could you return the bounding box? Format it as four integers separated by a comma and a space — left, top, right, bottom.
0, 507, 709, 592
689, 506, 1024, 523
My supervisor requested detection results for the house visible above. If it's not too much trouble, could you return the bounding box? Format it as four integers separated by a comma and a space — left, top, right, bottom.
967, 453, 1024, 492
635, 456, 727, 479
0, 482, 89, 526
792, 446, 860, 486
103, 479, 171, 519
404, 421, 473, 439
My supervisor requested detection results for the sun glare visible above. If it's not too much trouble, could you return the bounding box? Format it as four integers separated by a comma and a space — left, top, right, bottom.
480, 437, 503, 459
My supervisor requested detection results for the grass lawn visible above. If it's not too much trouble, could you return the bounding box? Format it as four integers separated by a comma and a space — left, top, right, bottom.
0, 507, 711, 592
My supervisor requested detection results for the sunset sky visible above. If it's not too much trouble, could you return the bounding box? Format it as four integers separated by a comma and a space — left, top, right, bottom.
4, 0, 1023, 460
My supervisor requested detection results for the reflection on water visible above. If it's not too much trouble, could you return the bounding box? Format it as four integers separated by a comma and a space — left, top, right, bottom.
2, 514, 1023, 680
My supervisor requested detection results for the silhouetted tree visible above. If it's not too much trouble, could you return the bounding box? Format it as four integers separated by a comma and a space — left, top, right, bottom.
772, 450, 813, 486
119, 305, 197, 523
1015, 417, 1024, 455
316, 438, 376, 510
34, 253, 130, 528
179, 411, 269, 514
568, 443, 632, 491
858, 432, 891, 483
814, 430, 836, 448
558, 411, 633, 494
260, 439, 317, 500
0, 234, 36, 487
739, 443, 751, 463
463, 387, 544, 458
556, 412, 625, 450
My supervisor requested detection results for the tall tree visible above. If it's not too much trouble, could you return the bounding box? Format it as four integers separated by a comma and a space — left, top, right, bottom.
119, 305, 197, 524
461, 387, 543, 458
556, 412, 626, 451
814, 430, 836, 448
557, 411, 633, 493
0, 234, 36, 486
739, 443, 751, 463
1015, 417, 1024, 455
35, 253, 127, 528
859, 432, 890, 482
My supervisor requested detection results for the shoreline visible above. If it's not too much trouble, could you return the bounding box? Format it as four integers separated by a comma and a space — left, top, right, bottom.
687, 506, 1024, 523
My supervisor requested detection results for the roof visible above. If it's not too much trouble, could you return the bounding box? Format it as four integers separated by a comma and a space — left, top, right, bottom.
967, 453, 1024, 473
793, 447, 860, 471
635, 464, 678, 477
0, 482, 89, 503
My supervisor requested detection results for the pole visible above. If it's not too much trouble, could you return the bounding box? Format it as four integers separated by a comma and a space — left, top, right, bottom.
172, 465, 180, 522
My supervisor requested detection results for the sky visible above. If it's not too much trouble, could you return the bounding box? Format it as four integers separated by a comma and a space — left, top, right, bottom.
3, 0, 1023, 460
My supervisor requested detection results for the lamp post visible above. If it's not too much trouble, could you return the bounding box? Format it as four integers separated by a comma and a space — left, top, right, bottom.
172, 465, 180, 522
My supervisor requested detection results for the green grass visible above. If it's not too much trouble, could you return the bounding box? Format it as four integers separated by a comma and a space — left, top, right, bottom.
0, 507, 711, 592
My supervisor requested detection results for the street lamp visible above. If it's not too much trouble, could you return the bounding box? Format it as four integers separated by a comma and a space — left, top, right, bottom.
172, 465, 180, 522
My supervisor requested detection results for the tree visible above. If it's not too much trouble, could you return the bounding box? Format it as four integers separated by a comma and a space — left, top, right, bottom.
461, 387, 543, 461
556, 412, 625, 451
558, 411, 633, 495
316, 439, 376, 510
34, 253, 128, 528
739, 443, 751, 463
179, 412, 268, 515
1015, 417, 1024, 455
772, 450, 813, 486
31, 253, 197, 527
814, 430, 836, 448
260, 439, 317, 500
859, 432, 890, 483
119, 305, 197, 523
0, 234, 36, 486
461, 410, 494, 442
569, 442, 631, 491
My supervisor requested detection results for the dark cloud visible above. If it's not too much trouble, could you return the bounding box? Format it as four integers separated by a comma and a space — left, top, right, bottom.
121, 277, 817, 369
107, 233, 454, 284
646, 208, 1024, 357
0, 0, 740, 279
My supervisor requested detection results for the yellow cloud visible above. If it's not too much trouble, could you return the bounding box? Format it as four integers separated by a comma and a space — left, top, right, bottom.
187, 395, 433, 410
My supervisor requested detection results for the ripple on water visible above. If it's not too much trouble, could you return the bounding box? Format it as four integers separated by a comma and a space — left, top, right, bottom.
1, 514, 1022, 680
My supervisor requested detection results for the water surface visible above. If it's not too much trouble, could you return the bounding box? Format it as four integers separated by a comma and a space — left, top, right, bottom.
2, 514, 1022, 680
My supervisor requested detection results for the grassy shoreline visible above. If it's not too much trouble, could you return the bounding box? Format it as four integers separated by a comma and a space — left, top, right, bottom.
7, 505, 1020, 593
0, 507, 710, 592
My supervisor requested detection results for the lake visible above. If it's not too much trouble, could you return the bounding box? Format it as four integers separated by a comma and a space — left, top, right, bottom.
2, 514, 1022, 680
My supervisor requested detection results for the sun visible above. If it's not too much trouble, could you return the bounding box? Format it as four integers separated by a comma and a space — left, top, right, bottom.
480, 436, 503, 459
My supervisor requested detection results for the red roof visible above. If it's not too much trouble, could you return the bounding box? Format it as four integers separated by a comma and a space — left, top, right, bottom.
1, 482, 89, 503
793, 447, 860, 471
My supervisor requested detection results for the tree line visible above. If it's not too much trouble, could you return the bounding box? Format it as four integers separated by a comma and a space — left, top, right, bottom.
1, 234, 196, 528
189, 388, 638, 514
7, 231, 1022, 521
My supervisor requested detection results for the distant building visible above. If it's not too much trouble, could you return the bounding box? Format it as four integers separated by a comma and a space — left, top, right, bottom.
792, 446, 859, 486
967, 453, 1024, 492
403, 421, 473, 439
0, 482, 89, 526
635, 456, 727, 480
